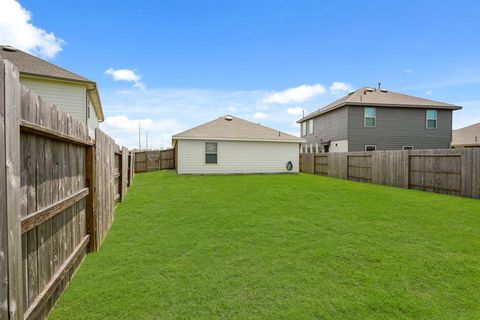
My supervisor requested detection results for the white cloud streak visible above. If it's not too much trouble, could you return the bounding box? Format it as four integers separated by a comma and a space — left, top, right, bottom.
253, 112, 268, 119
287, 107, 304, 116
0, 0, 65, 58
329, 82, 353, 95
262, 84, 326, 104
105, 68, 144, 88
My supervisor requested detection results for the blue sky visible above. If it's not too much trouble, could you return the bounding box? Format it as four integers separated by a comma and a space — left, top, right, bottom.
2, 0, 480, 148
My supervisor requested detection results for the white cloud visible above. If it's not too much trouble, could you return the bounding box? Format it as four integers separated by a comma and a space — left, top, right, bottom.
262, 84, 326, 104
0, 0, 65, 58
103, 115, 154, 131
105, 68, 144, 88
287, 107, 304, 116
329, 82, 353, 95
253, 112, 268, 119
425, 90, 432, 95
405, 68, 414, 74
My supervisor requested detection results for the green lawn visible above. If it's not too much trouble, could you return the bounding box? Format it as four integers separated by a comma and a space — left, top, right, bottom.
50, 171, 480, 320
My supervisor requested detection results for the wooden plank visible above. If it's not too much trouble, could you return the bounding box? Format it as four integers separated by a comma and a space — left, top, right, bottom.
85, 146, 97, 252
20, 119, 93, 146
23, 235, 89, 320
0, 58, 9, 320
4, 60, 25, 319
20, 188, 89, 234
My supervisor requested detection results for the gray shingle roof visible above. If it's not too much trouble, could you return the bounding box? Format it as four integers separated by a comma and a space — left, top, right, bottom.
452, 122, 480, 147
0, 46, 92, 83
173, 115, 304, 142
299, 87, 462, 122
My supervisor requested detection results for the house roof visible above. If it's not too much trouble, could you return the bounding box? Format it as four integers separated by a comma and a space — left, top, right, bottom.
0, 45, 104, 121
173, 115, 304, 143
452, 122, 480, 147
298, 87, 462, 122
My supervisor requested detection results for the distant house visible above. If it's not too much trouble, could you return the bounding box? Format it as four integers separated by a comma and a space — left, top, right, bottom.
451, 123, 480, 148
0, 45, 104, 138
172, 115, 304, 174
297, 87, 462, 152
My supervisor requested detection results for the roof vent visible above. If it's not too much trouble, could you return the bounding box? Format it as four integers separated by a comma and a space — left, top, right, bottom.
1, 46, 17, 52
225, 116, 233, 121
380, 89, 388, 93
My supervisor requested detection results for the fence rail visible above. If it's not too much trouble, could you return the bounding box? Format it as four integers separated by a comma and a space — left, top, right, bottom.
300, 148, 480, 199
0, 60, 135, 320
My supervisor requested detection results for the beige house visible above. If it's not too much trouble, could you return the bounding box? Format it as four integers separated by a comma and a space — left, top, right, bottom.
172, 115, 304, 174
0, 45, 104, 138
452, 123, 480, 148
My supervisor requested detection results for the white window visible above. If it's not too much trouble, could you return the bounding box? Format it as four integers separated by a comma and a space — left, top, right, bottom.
426, 110, 437, 129
402, 146, 414, 150
308, 119, 314, 135
364, 107, 376, 127
301, 122, 307, 136
205, 142, 217, 164
365, 145, 377, 151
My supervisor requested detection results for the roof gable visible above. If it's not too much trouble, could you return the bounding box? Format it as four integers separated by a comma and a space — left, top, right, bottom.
299, 87, 462, 122
173, 115, 303, 142
452, 122, 480, 146
0, 46, 92, 83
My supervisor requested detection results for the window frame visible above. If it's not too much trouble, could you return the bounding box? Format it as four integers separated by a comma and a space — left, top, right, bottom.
402, 146, 414, 150
205, 142, 218, 164
426, 109, 437, 129
364, 145, 377, 152
308, 119, 314, 135
301, 121, 307, 136
364, 107, 376, 128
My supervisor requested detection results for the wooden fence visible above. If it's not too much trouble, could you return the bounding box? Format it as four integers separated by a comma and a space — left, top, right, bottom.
134, 148, 175, 172
300, 148, 480, 199
0, 60, 133, 320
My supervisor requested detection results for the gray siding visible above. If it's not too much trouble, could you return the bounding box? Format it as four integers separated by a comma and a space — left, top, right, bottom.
301, 107, 347, 144
347, 106, 453, 151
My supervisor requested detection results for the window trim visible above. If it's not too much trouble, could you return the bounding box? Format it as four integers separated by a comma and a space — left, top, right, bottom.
402, 146, 414, 150
205, 142, 218, 164
364, 107, 376, 128
364, 144, 377, 151
301, 122, 307, 136
426, 109, 437, 129
308, 119, 314, 135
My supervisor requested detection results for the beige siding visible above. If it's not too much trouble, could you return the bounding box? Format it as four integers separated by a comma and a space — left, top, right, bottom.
20, 76, 87, 124
177, 139, 300, 174
87, 100, 99, 138
329, 140, 348, 152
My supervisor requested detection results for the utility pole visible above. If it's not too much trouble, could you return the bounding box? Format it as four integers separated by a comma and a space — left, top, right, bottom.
138, 121, 141, 149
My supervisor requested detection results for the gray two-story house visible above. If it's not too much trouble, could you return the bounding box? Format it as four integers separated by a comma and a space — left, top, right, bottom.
297, 87, 462, 152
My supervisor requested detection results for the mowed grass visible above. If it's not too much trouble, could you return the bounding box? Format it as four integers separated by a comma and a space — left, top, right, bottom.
50, 171, 480, 319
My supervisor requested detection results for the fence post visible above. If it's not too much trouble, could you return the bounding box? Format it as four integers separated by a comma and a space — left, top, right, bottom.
85, 145, 97, 253
1, 60, 24, 319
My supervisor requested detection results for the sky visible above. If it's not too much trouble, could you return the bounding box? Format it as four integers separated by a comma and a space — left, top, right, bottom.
1, 0, 479, 149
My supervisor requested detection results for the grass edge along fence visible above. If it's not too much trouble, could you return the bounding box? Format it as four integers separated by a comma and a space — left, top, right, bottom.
0, 60, 134, 320
300, 148, 480, 199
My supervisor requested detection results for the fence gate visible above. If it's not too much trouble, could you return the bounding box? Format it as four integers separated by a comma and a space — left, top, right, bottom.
408, 154, 462, 196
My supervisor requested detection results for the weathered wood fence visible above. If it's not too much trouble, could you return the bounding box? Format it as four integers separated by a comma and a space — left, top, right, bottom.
0, 60, 134, 320
134, 148, 175, 173
300, 148, 480, 199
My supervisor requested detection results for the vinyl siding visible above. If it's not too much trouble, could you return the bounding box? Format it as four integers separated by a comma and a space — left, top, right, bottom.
301, 107, 347, 145
87, 99, 99, 138
20, 76, 87, 124
347, 105, 453, 151
177, 139, 299, 174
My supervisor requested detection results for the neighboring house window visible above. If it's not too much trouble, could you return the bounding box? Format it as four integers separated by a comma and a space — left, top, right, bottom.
205, 142, 217, 164
301, 122, 307, 136
364, 107, 376, 127
308, 119, 314, 135
365, 145, 376, 151
426, 110, 437, 129
402, 146, 414, 150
